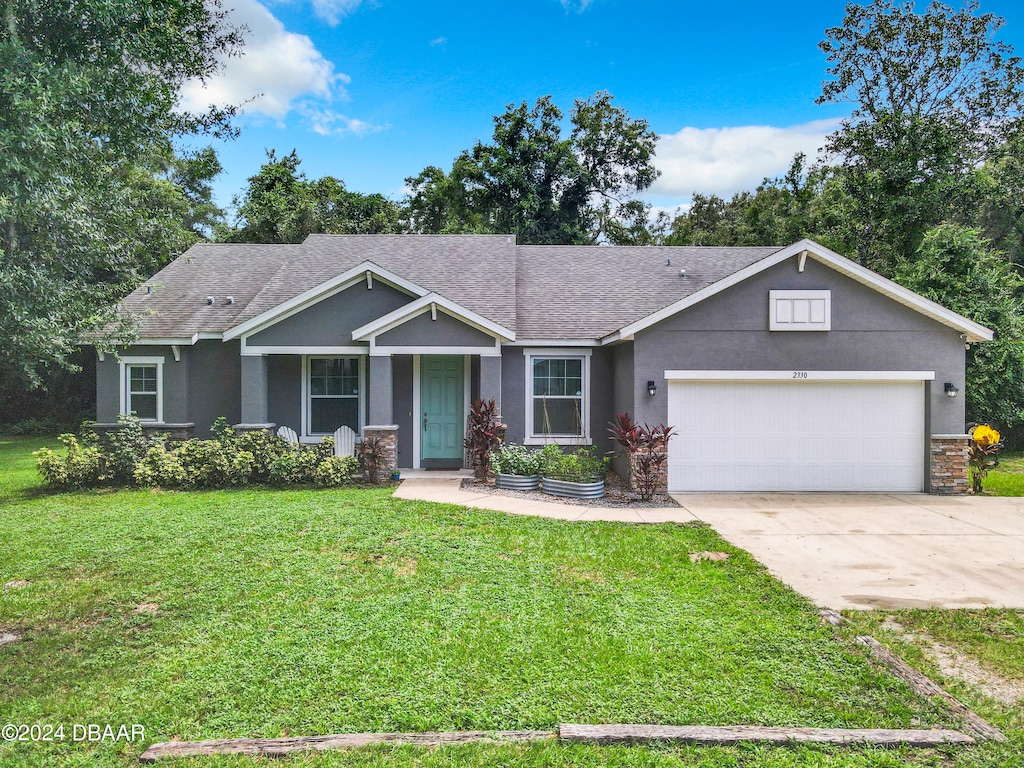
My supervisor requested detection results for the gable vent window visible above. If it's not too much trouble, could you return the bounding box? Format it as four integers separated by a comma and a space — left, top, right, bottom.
769, 290, 831, 331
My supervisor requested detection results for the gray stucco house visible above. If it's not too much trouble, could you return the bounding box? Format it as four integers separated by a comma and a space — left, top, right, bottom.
96, 234, 992, 493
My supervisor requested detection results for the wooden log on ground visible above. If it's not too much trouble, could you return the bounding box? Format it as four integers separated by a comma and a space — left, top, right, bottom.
856, 635, 1006, 742
139, 730, 554, 762
558, 723, 974, 747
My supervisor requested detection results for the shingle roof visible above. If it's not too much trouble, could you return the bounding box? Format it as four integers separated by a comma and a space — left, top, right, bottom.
515, 245, 779, 338
124, 236, 783, 341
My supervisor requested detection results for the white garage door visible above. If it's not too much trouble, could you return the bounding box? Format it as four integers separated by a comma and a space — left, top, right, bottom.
667, 379, 925, 492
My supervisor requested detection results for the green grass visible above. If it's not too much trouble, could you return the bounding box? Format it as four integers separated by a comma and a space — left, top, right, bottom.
0, 438, 1020, 766
980, 450, 1024, 496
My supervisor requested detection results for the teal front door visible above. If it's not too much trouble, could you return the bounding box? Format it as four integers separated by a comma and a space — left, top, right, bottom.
421, 355, 464, 467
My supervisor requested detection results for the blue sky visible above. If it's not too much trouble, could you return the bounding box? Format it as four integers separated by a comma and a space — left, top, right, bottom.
180, 0, 1024, 217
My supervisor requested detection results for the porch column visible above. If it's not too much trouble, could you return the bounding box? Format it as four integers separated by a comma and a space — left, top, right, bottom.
240, 354, 269, 424
480, 355, 502, 414
368, 354, 393, 425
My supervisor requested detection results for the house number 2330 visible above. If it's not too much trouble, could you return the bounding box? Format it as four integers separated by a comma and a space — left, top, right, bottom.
792, 371, 808, 379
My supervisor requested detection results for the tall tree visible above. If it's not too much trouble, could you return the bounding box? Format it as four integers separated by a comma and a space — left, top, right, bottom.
225, 150, 403, 244
893, 225, 1024, 428
817, 0, 1024, 272
0, 0, 244, 385
405, 92, 659, 244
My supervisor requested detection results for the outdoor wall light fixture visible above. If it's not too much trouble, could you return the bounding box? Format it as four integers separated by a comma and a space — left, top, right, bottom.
647, 380, 657, 397
944, 382, 959, 398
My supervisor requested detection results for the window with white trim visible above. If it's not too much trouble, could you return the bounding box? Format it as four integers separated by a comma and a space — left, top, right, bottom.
307, 357, 362, 435
526, 352, 590, 441
119, 357, 164, 423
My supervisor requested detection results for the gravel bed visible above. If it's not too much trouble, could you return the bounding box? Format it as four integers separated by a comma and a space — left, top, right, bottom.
461, 472, 679, 508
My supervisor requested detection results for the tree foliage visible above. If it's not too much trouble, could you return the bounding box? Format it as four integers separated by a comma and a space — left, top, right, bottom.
893, 225, 1024, 428
0, 0, 244, 385
224, 150, 403, 243
817, 0, 1024, 270
405, 92, 659, 244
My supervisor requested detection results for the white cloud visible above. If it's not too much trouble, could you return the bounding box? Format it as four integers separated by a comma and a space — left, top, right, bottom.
179, 0, 344, 120
301, 105, 389, 137
651, 119, 843, 200
560, 0, 594, 11
429, 36, 447, 47
309, 0, 364, 26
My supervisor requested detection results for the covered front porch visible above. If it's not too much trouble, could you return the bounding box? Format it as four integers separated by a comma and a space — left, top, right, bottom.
238, 348, 502, 470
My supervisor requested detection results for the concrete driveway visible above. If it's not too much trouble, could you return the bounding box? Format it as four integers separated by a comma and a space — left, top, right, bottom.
671, 494, 1024, 610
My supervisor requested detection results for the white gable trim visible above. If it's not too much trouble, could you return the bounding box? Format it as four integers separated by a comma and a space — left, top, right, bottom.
222, 261, 429, 341
351, 292, 516, 343
606, 239, 994, 343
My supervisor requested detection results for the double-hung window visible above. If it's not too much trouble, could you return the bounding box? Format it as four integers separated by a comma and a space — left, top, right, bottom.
525, 350, 590, 442
119, 357, 164, 423
307, 357, 362, 435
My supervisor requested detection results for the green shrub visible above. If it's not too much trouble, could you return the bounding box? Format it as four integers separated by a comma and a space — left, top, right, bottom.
133, 441, 187, 488
315, 455, 361, 487
268, 447, 321, 486
233, 429, 288, 481
105, 413, 150, 484
492, 443, 541, 476
539, 445, 607, 483
210, 416, 234, 443
176, 439, 254, 488
34, 434, 104, 489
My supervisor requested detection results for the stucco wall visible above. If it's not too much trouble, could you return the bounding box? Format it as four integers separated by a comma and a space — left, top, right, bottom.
496, 346, 616, 452
376, 310, 496, 347
267, 355, 301, 432
188, 340, 241, 435
631, 256, 966, 435
95, 345, 190, 424
500, 347, 527, 443
609, 343, 635, 478
248, 281, 410, 346
392, 355, 414, 467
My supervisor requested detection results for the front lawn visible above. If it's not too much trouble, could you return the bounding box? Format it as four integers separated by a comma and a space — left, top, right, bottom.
980, 450, 1024, 496
0, 437, 1014, 766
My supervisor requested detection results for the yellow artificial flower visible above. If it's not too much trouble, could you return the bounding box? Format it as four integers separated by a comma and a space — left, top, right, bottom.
972, 424, 1001, 447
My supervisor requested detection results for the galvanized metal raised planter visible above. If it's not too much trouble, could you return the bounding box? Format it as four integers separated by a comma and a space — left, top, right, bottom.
540, 476, 605, 499
495, 473, 541, 490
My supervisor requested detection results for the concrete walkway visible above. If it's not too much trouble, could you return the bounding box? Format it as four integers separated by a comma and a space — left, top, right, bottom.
395, 479, 1024, 610
393, 477, 693, 523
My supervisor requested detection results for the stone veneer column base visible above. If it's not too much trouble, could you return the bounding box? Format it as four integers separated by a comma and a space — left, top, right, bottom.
362, 425, 399, 476
930, 434, 970, 495
628, 451, 669, 495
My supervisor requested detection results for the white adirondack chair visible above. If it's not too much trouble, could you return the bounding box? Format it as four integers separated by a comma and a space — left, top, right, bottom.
277, 425, 299, 445
332, 425, 357, 457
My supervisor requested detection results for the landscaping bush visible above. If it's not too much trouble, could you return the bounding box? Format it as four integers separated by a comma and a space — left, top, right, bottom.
268, 447, 321, 486
34, 420, 346, 491
358, 436, 387, 485
491, 443, 541, 476
234, 429, 289, 481
463, 398, 504, 480
608, 413, 676, 501
105, 413, 150, 484
176, 439, 254, 488
33, 433, 103, 489
133, 440, 187, 488
315, 455, 361, 487
539, 444, 607, 483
